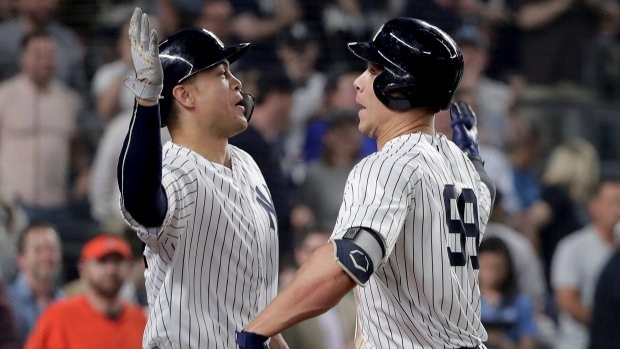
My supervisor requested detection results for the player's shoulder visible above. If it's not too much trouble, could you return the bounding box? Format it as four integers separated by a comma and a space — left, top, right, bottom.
352, 147, 422, 184
438, 134, 471, 160
162, 142, 196, 166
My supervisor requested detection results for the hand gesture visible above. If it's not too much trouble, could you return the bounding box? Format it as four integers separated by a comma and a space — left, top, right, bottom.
123, 7, 163, 101
449, 101, 481, 161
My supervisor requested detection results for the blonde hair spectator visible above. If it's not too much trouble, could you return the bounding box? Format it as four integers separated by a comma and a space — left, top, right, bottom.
542, 139, 600, 205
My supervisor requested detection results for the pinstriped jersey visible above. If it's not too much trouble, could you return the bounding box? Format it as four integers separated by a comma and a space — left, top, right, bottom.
330, 133, 492, 349
121, 142, 279, 349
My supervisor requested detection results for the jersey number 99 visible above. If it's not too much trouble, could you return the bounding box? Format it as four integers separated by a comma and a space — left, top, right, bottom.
443, 185, 480, 269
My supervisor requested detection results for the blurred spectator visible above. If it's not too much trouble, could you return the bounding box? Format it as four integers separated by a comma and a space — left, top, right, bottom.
0, 277, 20, 349
515, 0, 618, 92
229, 71, 295, 261
454, 25, 513, 149
589, 247, 620, 349
0, 31, 92, 281
527, 139, 599, 280
483, 193, 557, 348
158, 0, 207, 36
0, 0, 87, 93
296, 110, 362, 231
322, 0, 404, 63
229, 0, 301, 68
280, 230, 355, 349
91, 18, 135, 121
276, 22, 326, 180
551, 179, 620, 349
404, 0, 461, 35
0, 179, 28, 282
303, 62, 376, 163
484, 192, 547, 307
479, 237, 538, 349
118, 227, 147, 309
62, 228, 149, 310
24, 235, 146, 349
8, 223, 64, 344
89, 108, 170, 232
506, 113, 543, 211
193, 0, 234, 41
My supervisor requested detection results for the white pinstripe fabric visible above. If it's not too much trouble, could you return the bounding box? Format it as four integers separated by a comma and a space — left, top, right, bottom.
331, 133, 492, 348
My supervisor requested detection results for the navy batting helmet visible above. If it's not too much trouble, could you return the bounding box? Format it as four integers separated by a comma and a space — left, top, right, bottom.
348, 18, 463, 111
158, 28, 253, 127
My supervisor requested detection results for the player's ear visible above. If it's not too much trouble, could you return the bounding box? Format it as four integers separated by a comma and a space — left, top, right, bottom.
172, 84, 195, 109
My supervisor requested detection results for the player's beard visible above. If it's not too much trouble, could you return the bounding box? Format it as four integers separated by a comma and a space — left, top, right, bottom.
90, 276, 124, 299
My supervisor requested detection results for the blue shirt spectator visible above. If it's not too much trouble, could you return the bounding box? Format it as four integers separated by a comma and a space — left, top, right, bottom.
481, 294, 538, 344
9, 273, 64, 343
7, 223, 64, 344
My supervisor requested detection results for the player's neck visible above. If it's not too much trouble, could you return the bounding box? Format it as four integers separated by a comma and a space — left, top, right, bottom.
170, 129, 232, 168
376, 111, 435, 150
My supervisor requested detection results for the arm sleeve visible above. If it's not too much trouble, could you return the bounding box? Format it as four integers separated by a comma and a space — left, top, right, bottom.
117, 102, 167, 227
471, 157, 496, 207
330, 155, 417, 266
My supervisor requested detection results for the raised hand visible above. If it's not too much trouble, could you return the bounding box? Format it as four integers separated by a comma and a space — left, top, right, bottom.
449, 101, 481, 161
123, 7, 163, 101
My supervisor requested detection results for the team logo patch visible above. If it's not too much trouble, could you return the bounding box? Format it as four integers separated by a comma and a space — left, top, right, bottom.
350, 250, 369, 272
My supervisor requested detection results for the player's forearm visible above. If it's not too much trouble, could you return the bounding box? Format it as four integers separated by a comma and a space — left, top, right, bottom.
117, 101, 167, 227
244, 243, 356, 337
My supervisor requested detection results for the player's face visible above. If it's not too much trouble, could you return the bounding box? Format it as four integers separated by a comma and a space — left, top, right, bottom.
353, 63, 393, 139
478, 251, 508, 291
81, 253, 127, 299
19, 227, 62, 283
191, 62, 247, 137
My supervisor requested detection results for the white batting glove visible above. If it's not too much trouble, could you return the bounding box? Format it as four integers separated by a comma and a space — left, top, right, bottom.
123, 7, 163, 101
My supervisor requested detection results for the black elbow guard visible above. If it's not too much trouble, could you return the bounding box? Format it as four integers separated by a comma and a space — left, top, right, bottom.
333, 227, 386, 286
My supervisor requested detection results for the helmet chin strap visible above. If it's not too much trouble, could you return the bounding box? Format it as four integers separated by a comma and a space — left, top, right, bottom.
240, 92, 255, 121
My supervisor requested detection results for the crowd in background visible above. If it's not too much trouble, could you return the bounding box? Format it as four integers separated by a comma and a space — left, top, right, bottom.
0, 0, 619, 348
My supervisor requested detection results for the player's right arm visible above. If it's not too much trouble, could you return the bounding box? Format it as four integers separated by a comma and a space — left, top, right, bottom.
117, 8, 167, 228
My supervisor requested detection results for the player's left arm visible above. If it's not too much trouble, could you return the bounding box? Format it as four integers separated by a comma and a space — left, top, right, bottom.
450, 101, 496, 206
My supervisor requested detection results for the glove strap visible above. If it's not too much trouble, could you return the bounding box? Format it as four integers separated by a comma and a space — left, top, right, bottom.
236, 330, 269, 349
123, 77, 163, 100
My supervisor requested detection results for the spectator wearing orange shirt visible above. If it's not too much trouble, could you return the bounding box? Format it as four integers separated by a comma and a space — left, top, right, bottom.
24, 235, 146, 349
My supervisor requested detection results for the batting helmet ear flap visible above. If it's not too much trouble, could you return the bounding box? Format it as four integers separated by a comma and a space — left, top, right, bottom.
373, 72, 417, 111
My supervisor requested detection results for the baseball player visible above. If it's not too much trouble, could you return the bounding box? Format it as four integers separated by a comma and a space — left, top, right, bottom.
117, 8, 288, 349
236, 18, 496, 349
